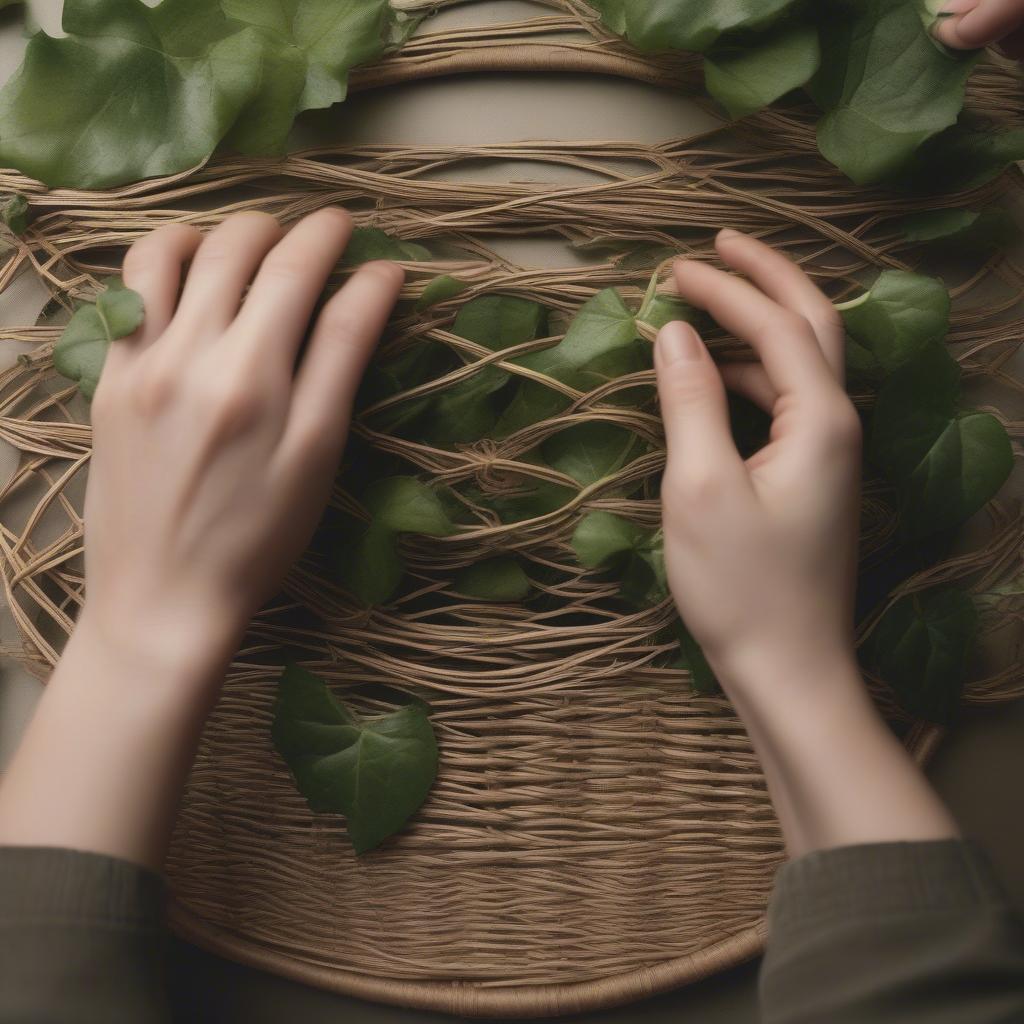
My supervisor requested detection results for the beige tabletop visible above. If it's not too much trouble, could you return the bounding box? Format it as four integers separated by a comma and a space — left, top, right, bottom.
1, 3, 1023, 1022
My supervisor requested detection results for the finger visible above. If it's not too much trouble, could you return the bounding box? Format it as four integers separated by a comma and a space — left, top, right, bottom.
935, 0, 1021, 47
655, 321, 747, 486
119, 224, 202, 347
672, 258, 836, 401
230, 208, 354, 368
276, 260, 405, 479
169, 211, 283, 338
720, 361, 778, 413
715, 230, 846, 383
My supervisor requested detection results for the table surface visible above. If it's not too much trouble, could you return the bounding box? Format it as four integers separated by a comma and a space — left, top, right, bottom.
1, 3, 1023, 1022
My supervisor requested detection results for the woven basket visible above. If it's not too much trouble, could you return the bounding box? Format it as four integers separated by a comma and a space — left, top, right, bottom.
2, 7, 1024, 1018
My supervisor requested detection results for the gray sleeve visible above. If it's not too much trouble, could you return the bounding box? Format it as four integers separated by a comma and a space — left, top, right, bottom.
760, 840, 1024, 1024
0, 845, 170, 1024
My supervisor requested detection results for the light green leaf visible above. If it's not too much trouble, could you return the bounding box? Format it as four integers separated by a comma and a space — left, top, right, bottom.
453, 558, 532, 601
900, 207, 1017, 252
839, 270, 950, 376
416, 275, 470, 312
811, 0, 980, 184
869, 344, 1014, 539
452, 294, 548, 352
863, 588, 978, 724
0, 193, 28, 235
364, 477, 456, 538
272, 665, 437, 854
571, 510, 647, 569
705, 23, 821, 120
221, 0, 392, 152
343, 227, 431, 267
588, 0, 802, 54
53, 279, 145, 399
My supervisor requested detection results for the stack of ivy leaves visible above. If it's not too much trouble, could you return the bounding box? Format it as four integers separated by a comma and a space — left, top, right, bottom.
0, 0, 1019, 853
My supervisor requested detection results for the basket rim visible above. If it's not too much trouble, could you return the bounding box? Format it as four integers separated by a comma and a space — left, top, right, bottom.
166, 726, 943, 1018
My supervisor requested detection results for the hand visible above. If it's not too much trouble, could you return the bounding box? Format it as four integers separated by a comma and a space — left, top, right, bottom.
655, 230, 862, 695
933, 0, 1024, 54
83, 208, 404, 684
654, 232, 957, 856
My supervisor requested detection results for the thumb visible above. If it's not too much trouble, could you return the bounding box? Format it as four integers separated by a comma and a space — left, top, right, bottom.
655, 321, 744, 483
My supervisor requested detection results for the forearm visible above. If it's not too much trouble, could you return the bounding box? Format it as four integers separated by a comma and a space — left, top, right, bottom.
0, 613, 226, 871
718, 648, 958, 859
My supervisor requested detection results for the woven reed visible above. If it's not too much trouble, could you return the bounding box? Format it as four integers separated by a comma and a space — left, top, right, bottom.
1, 2, 1024, 1017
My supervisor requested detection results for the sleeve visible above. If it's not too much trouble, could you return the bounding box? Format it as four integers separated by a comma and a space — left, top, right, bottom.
759, 839, 1024, 1024
0, 846, 171, 1024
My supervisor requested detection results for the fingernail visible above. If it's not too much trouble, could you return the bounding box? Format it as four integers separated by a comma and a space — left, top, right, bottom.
717, 228, 742, 241
658, 321, 704, 365
941, 0, 978, 13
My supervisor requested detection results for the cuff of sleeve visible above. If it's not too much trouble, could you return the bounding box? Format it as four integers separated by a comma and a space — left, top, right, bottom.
0, 846, 164, 929
769, 839, 1006, 940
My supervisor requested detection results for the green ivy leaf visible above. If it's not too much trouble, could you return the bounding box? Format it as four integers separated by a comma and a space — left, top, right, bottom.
0, 0, 397, 188
494, 289, 640, 437
335, 478, 456, 606
705, 23, 821, 120
272, 665, 438, 854
0, 0, 270, 188
900, 207, 1018, 253
811, 0, 980, 184
838, 270, 950, 376
862, 588, 978, 724
342, 227, 431, 267
416, 275, 470, 312
905, 126, 1024, 193
53, 279, 145, 399
869, 345, 1014, 539
453, 558, 532, 601
571, 510, 648, 568
431, 295, 548, 446
540, 421, 642, 487
220, 0, 393, 154
0, 193, 28, 235
588, 0, 802, 54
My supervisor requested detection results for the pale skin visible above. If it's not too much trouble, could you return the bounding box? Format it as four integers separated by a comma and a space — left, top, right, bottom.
935, 0, 1024, 53
0, 212, 957, 870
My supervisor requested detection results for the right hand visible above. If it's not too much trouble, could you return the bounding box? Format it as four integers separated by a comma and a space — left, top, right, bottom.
934, 0, 1024, 54
655, 231, 863, 694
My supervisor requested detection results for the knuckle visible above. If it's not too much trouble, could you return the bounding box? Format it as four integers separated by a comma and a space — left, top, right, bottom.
320, 307, 363, 344
206, 379, 264, 435
667, 464, 727, 507
132, 363, 177, 415
817, 397, 863, 449
260, 252, 312, 283
358, 259, 405, 285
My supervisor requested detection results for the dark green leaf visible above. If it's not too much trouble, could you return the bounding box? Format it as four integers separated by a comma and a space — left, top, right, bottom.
862, 588, 978, 724
453, 558, 532, 601
811, 0, 980, 184
0, 193, 28, 234
452, 295, 548, 352
364, 477, 456, 538
869, 345, 1014, 539
839, 270, 950, 375
541, 421, 642, 487
588, 0, 802, 54
905, 126, 1024, 193
334, 520, 404, 607
416, 275, 469, 311
705, 23, 821, 120
900, 207, 1017, 253
343, 227, 431, 266
272, 665, 437, 853
53, 279, 145, 399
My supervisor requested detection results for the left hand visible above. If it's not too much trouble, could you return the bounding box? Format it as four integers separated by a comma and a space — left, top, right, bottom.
83, 208, 404, 684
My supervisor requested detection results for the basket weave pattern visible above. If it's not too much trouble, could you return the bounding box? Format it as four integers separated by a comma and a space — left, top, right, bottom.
2, 6, 1024, 1017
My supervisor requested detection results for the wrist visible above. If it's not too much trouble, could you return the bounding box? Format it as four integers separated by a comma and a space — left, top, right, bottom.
69, 604, 235, 708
